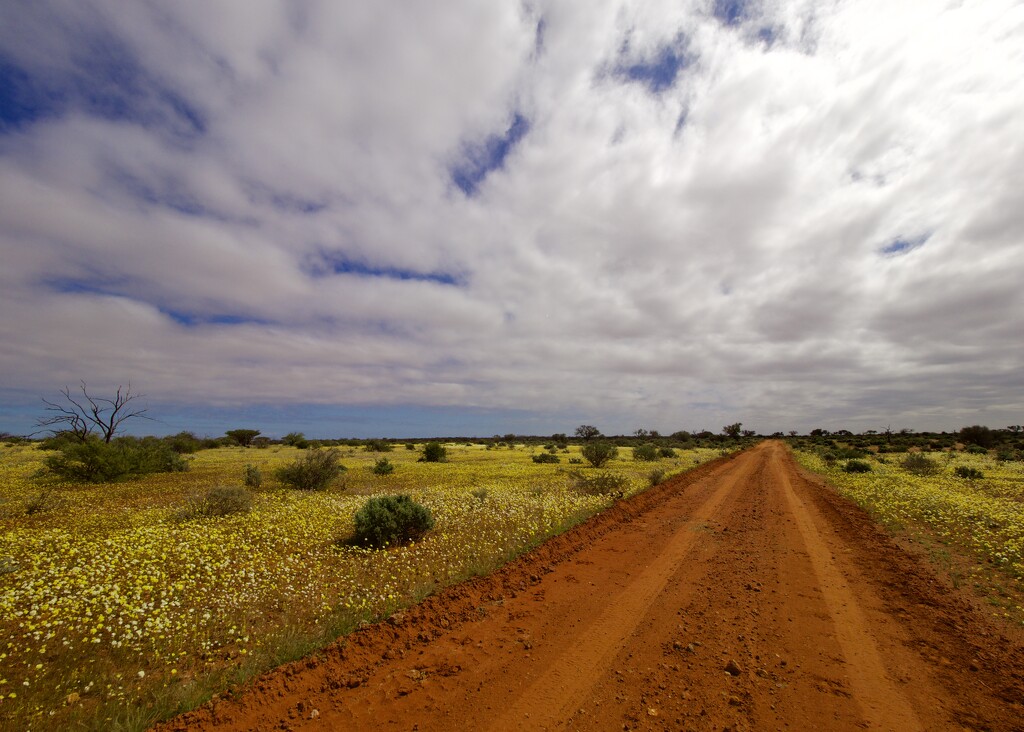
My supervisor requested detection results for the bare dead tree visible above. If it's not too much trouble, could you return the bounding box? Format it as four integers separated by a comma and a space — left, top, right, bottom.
38, 382, 151, 443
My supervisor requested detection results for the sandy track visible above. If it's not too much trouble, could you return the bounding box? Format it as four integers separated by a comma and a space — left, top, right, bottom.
156, 442, 1024, 731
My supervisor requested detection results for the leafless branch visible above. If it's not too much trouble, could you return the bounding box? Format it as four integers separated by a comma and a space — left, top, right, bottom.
36, 381, 152, 442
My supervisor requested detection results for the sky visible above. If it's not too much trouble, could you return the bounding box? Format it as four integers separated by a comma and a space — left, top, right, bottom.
1, 0, 1022, 439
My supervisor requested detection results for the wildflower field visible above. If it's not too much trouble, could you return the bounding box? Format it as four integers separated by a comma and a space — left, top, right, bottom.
0, 441, 718, 731
795, 448, 1024, 625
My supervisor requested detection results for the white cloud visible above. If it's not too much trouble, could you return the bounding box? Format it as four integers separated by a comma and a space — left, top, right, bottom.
1, 0, 1022, 434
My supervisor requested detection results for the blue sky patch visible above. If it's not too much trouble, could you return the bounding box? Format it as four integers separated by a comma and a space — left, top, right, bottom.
450, 113, 530, 196
614, 41, 692, 95
714, 0, 750, 26
880, 234, 930, 256
0, 36, 204, 138
308, 252, 463, 286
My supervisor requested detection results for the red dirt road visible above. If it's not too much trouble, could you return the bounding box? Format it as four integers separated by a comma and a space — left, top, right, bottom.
157, 442, 1024, 731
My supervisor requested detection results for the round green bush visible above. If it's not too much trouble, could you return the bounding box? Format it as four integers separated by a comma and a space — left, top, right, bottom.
419, 442, 447, 463
843, 460, 872, 473
352, 495, 434, 548
581, 441, 618, 468
531, 453, 559, 464
632, 444, 659, 462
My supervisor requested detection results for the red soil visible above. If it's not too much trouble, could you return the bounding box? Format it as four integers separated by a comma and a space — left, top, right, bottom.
155, 441, 1024, 731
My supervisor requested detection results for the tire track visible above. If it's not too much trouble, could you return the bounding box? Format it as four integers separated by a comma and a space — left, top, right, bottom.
488, 450, 759, 730
769, 448, 924, 731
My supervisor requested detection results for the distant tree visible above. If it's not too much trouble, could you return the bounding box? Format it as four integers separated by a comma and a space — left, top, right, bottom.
671, 431, 692, 441
225, 429, 261, 447
551, 433, 568, 443
810, 428, 830, 437
863, 429, 878, 435
960, 425, 996, 449
575, 425, 601, 441
741, 429, 756, 438
282, 432, 308, 448
787, 430, 798, 437
722, 423, 743, 439
633, 428, 650, 439
37, 381, 150, 443
1008, 425, 1023, 434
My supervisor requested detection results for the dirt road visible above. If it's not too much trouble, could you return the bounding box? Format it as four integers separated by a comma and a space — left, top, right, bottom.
157, 442, 1024, 731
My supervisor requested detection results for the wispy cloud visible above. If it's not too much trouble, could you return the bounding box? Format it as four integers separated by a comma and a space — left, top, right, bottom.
1, 0, 1022, 436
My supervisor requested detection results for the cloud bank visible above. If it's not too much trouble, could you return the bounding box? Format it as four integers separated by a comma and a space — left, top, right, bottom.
1, 0, 1022, 435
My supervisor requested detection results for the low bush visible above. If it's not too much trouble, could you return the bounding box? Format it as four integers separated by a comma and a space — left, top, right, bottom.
844, 460, 872, 473
43, 436, 188, 483
581, 442, 618, 468
419, 442, 447, 463
275, 448, 346, 490
568, 470, 628, 498
352, 495, 435, 548
901, 453, 940, 476
953, 466, 984, 480
178, 485, 253, 520
965, 445, 988, 455
648, 468, 666, 486
364, 439, 393, 453
658, 447, 676, 458
531, 453, 559, 464
243, 464, 262, 488
632, 444, 660, 462
568, 457, 583, 464
371, 458, 395, 475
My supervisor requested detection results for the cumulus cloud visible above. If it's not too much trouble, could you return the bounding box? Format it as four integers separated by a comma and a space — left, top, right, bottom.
1, 0, 1022, 435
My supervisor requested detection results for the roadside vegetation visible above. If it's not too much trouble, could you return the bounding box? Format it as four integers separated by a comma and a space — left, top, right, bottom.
0, 433, 723, 731
791, 425, 1024, 627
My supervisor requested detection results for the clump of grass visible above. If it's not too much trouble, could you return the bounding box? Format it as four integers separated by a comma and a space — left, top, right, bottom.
243, 463, 262, 488
954, 465, 984, 480
901, 453, 940, 476
567, 469, 628, 498
177, 485, 253, 520
471, 487, 489, 503
531, 453, 559, 464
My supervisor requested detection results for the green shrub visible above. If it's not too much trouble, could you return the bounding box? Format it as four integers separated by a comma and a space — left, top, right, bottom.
632, 444, 659, 462
965, 445, 988, 455
419, 442, 447, 463
568, 457, 583, 465
364, 439, 393, 453
658, 447, 676, 458
352, 495, 434, 548
43, 436, 187, 483
901, 453, 939, 476
531, 453, 559, 464
371, 458, 395, 475
581, 442, 618, 468
178, 485, 252, 520
243, 464, 262, 488
568, 470, 628, 497
165, 431, 202, 454
844, 460, 872, 473
405, 443, 416, 451
275, 448, 345, 490
953, 466, 984, 480
648, 468, 666, 486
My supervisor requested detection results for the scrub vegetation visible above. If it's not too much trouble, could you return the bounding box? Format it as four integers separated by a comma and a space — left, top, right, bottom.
0, 434, 720, 730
